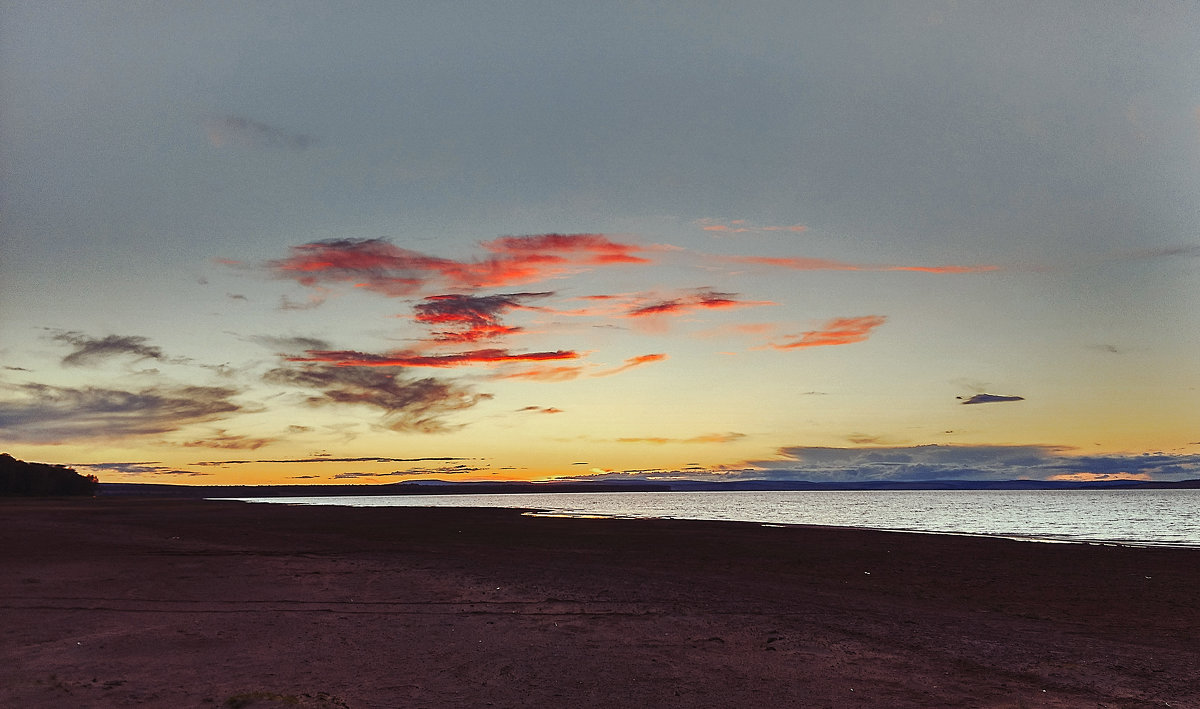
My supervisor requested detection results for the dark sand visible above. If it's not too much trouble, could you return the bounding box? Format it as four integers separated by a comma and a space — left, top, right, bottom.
2, 499, 1197, 708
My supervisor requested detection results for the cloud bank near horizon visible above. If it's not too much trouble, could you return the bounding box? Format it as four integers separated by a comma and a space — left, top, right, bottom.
565, 445, 1200, 484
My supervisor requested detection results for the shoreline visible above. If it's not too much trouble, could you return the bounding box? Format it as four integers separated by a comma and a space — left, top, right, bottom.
222, 490, 1200, 550
4, 497, 1198, 707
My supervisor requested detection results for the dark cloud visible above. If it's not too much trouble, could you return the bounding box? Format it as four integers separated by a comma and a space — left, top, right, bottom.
624, 289, 768, 318
51, 331, 165, 367
279, 293, 327, 311
204, 115, 314, 151
958, 393, 1025, 405
193, 455, 473, 467
71, 461, 163, 474
265, 234, 651, 296
182, 431, 276, 450
561, 447, 1200, 484
846, 434, 890, 445
250, 335, 333, 355
330, 464, 484, 479
1114, 244, 1200, 262
518, 406, 564, 414
287, 347, 579, 368
3, 366, 31, 372
0, 383, 242, 443
264, 364, 488, 433
413, 292, 553, 343
72, 461, 211, 477
745, 445, 1200, 482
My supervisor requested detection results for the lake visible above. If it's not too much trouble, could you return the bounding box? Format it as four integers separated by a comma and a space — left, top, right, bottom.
222, 489, 1200, 548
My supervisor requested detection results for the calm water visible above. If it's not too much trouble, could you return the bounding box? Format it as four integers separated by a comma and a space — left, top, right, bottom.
223, 489, 1200, 548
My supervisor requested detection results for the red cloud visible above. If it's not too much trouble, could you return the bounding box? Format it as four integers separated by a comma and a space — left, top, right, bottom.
289, 348, 580, 368
594, 353, 667, 377
625, 289, 774, 318
268, 235, 653, 296
413, 292, 552, 343
483, 233, 650, 265
770, 315, 887, 350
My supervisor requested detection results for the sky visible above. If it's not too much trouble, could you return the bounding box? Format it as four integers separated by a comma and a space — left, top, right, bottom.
1, 1, 1198, 485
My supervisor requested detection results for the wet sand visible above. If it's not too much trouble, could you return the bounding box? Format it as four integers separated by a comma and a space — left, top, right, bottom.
1, 497, 1197, 708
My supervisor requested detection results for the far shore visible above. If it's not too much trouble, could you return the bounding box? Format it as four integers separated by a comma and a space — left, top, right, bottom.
3, 497, 1198, 707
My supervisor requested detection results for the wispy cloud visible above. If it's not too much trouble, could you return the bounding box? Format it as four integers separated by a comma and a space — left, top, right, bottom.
768, 315, 887, 350
193, 455, 472, 467
1110, 243, 1200, 262
617, 432, 745, 445
204, 115, 314, 151
694, 218, 808, 235
958, 393, 1025, 405
250, 335, 333, 355
519, 406, 564, 414
495, 365, 585, 382
263, 364, 487, 433
181, 430, 276, 450
286, 347, 580, 368
72, 461, 211, 477
624, 289, 774, 319
331, 463, 485, 479
594, 353, 667, 377
0, 382, 242, 443
51, 331, 166, 367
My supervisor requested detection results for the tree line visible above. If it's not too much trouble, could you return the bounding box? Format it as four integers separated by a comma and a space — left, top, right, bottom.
0, 453, 98, 497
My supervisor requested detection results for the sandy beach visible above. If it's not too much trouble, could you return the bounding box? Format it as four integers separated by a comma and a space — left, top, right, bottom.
2, 498, 1197, 708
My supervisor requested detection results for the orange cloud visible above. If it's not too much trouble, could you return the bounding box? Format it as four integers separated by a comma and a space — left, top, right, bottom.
268, 234, 653, 295
1047, 472, 1152, 482
617, 432, 745, 444
288, 348, 580, 368
770, 315, 887, 350
494, 365, 584, 381
624, 289, 775, 318
594, 353, 667, 377
412, 292, 552, 344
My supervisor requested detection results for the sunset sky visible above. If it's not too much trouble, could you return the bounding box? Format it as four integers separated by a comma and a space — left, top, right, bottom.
2, 2, 1198, 485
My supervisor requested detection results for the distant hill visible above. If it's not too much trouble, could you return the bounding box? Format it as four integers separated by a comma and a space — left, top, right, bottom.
0, 453, 99, 497
96, 477, 1200, 498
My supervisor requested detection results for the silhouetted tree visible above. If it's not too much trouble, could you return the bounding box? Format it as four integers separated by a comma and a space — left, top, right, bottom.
0, 453, 98, 496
